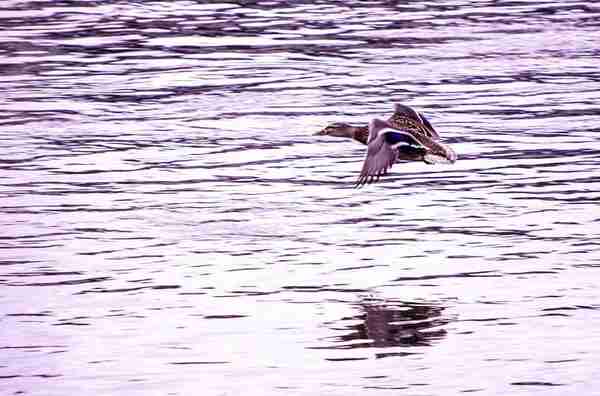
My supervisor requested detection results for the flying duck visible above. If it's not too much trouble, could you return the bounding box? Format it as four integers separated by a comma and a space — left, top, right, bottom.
315, 104, 456, 186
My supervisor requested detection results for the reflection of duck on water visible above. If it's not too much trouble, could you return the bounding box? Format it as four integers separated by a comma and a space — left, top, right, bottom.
330, 299, 449, 349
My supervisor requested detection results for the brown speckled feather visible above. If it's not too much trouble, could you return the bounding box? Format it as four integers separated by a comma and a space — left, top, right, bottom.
350, 105, 439, 145
353, 126, 369, 145
387, 104, 440, 140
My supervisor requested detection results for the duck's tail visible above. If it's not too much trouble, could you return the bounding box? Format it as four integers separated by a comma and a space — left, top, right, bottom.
424, 142, 457, 164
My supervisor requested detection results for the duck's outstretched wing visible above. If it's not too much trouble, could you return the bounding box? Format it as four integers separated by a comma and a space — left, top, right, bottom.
355, 128, 457, 187
417, 112, 440, 140
392, 105, 455, 160
388, 104, 440, 140
355, 137, 397, 187
356, 129, 425, 187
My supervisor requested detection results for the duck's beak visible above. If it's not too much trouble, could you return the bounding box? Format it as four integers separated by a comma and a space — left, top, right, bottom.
314, 128, 327, 136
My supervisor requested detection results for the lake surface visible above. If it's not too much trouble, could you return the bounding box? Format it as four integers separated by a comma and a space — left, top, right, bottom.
2, 1, 600, 395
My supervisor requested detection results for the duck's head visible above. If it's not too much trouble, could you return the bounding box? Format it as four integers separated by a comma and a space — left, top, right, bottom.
314, 122, 356, 139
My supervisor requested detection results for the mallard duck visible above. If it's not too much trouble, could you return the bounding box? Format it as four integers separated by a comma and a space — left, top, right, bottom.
316, 104, 440, 145
315, 104, 456, 186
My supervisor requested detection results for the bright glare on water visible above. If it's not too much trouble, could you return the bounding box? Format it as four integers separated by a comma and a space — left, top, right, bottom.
1, 1, 600, 395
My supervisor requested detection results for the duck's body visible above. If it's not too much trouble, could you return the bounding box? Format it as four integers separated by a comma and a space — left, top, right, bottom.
315, 104, 456, 186
356, 118, 456, 187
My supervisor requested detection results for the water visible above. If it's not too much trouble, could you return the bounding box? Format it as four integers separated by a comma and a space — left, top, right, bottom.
2, 1, 600, 394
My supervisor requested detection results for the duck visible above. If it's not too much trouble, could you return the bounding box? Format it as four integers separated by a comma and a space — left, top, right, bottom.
315, 104, 441, 145
315, 104, 456, 186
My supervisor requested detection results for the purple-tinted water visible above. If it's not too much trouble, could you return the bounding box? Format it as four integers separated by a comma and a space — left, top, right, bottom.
1, 1, 600, 395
